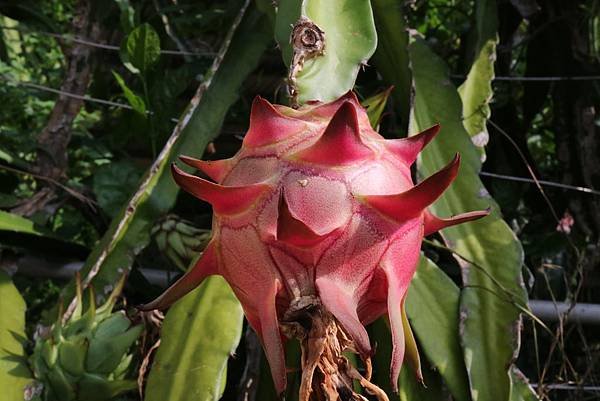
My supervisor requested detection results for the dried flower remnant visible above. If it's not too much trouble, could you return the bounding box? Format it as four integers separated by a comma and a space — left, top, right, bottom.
141, 92, 489, 399
288, 16, 326, 107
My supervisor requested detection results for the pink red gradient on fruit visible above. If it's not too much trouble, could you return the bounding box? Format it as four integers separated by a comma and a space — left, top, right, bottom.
141, 92, 489, 393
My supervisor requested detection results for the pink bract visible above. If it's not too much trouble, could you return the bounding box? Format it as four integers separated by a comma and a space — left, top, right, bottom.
142, 92, 489, 396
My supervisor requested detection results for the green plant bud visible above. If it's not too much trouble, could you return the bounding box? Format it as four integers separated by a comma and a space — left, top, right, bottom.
86, 324, 143, 374
92, 312, 131, 339
58, 338, 87, 376
111, 354, 133, 380
46, 367, 76, 401
78, 373, 137, 401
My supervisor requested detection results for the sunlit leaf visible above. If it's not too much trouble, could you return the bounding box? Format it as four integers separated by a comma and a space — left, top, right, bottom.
0, 271, 36, 401
145, 276, 243, 401
409, 35, 528, 401
458, 0, 498, 161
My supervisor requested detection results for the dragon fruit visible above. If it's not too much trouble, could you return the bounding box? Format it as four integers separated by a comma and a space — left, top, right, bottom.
141, 92, 488, 399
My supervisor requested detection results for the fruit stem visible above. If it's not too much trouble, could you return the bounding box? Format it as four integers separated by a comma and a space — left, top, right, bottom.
281, 297, 389, 401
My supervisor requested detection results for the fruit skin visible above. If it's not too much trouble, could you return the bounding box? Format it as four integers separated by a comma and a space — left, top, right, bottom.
141, 92, 488, 393
31, 275, 142, 401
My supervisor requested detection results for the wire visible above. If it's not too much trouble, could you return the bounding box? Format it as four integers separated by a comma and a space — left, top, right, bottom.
2, 76, 180, 123
530, 383, 600, 392
0, 25, 216, 57
12, 79, 134, 109
480, 171, 600, 196
450, 74, 600, 82
493, 75, 600, 81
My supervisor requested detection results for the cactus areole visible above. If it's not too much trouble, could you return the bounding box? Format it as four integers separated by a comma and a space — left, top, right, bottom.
141, 92, 488, 400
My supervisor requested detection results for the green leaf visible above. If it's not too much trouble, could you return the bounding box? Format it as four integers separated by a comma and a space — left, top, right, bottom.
92, 160, 144, 219
405, 256, 471, 401
371, 0, 411, 129
121, 23, 161, 75
78, 373, 137, 401
92, 313, 131, 339
398, 364, 445, 401
369, 318, 446, 400
86, 324, 142, 374
361, 86, 393, 130
0, 210, 87, 257
458, 0, 498, 160
144, 276, 243, 401
112, 71, 147, 115
0, 271, 35, 401
409, 36, 528, 401
56, 2, 271, 336
46, 367, 75, 401
275, 0, 377, 104
58, 338, 87, 376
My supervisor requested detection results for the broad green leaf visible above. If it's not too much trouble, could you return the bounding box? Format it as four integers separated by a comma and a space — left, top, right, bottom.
121, 23, 161, 75
56, 5, 272, 309
112, 71, 146, 115
405, 256, 471, 401
361, 86, 393, 130
275, 0, 377, 104
144, 276, 243, 401
371, 0, 411, 130
458, 0, 498, 161
0, 271, 36, 401
409, 37, 528, 401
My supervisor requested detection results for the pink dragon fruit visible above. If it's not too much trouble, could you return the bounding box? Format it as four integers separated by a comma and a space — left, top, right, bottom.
141, 92, 488, 400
